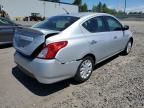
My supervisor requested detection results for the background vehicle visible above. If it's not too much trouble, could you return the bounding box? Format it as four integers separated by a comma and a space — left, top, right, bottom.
0, 17, 19, 45
14, 13, 133, 84
23, 13, 44, 21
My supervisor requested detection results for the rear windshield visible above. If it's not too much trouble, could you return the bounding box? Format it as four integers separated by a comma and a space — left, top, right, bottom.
0, 18, 14, 25
32, 16, 79, 31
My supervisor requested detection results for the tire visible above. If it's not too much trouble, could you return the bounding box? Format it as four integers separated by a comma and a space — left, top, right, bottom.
74, 56, 94, 83
122, 40, 133, 55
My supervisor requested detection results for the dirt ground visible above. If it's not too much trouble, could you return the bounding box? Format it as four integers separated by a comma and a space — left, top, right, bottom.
0, 21, 144, 108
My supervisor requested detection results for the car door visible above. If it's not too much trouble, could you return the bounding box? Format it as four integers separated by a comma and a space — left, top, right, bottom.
104, 16, 125, 53
81, 16, 116, 62
0, 18, 15, 44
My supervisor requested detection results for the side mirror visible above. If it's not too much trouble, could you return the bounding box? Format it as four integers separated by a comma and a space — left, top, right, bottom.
123, 25, 129, 31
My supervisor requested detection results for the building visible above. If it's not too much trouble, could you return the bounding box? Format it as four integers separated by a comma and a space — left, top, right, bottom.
0, 0, 78, 20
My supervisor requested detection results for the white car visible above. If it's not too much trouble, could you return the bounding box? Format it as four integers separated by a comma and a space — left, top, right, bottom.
13, 13, 133, 84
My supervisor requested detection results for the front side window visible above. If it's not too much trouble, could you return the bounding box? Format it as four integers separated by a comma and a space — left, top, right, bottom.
82, 16, 106, 33
105, 16, 122, 31
32, 16, 79, 31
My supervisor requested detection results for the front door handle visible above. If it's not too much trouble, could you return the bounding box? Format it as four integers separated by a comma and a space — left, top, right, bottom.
90, 40, 97, 45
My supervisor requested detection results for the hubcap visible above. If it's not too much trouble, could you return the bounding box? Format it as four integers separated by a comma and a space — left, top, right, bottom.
80, 59, 93, 79
127, 42, 132, 53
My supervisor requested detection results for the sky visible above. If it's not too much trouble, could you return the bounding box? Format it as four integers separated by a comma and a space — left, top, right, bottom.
61, 0, 144, 12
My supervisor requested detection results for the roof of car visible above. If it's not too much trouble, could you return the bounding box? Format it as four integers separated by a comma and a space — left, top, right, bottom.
60, 12, 110, 18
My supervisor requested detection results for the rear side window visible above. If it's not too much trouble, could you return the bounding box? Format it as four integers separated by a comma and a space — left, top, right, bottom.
105, 16, 122, 31
32, 16, 79, 31
82, 16, 107, 33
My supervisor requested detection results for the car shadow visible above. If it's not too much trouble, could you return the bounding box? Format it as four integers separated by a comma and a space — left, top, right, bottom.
0, 44, 12, 49
12, 67, 71, 96
94, 54, 119, 70
71, 54, 119, 85
12, 54, 119, 96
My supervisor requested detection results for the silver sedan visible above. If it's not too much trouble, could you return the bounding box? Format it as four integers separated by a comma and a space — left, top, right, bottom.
13, 13, 133, 84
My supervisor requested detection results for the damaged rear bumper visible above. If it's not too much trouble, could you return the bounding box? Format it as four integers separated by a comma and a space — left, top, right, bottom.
14, 52, 81, 84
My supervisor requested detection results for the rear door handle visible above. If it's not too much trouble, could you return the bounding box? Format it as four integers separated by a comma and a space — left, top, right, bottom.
90, 40, 97, 45
114, 36, 118, 39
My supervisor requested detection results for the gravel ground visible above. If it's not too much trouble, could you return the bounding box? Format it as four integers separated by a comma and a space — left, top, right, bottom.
0, 21, 144, 108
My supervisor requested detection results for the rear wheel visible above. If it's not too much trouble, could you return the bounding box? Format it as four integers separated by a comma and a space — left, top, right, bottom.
122, 40, 132, 55
74, 56, 94, 83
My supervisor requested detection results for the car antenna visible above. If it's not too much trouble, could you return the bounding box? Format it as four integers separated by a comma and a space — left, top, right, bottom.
62, 7, 69, 14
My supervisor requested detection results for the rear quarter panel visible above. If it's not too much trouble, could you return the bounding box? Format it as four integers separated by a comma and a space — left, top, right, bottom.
45, 19, 92, 63
55, 35, 90, 63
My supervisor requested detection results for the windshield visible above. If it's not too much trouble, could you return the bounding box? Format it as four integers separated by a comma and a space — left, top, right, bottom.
32, 16, 79, 31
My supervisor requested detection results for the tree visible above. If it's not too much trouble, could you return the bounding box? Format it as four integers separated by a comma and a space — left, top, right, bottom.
73, 0, 82, 6
102, 3, 108, 13
108, 9, 117, 15
73, 0, 82, 11
92, 2, 103, 12
42, 0, 60, 2
92, 5, 98, 12
97, 2, 102, 12
81, 3, 88, 12
92, 2, 117, 15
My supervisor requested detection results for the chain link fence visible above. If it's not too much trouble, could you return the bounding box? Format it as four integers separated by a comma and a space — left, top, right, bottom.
116, 14, 144, 21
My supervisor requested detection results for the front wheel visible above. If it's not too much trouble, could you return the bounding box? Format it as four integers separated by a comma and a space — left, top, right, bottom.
74, 56, 94, 83
122, 40, 133, 55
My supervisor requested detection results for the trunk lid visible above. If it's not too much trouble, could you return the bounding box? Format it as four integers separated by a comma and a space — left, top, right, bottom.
13, 27, 59, 56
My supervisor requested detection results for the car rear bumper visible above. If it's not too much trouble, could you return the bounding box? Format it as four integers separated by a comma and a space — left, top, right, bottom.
14, 52, 81, 84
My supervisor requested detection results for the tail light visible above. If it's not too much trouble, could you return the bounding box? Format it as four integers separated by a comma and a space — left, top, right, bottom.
37, 41, 68, 59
